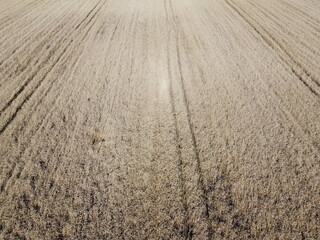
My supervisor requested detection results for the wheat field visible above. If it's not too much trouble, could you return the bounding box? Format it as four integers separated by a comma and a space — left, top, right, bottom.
0, 0, 319, 239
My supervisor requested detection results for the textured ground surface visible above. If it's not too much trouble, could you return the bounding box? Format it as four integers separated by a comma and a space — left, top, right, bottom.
0, 0, 319, 239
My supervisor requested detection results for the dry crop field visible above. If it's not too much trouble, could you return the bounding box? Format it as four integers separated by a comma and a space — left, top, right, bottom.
0, 0, 319, 239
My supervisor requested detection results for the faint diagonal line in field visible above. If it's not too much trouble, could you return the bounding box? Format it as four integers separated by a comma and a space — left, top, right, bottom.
168, 51, 193, 240
0, 0, 109, 196
168, 77, 193, 240
0, 19, 63, 76
175, 42, 213, 240
0, 0, 39, 30
168, 0, 213, 239
0, 0, 104, 113
164, 1, 192, 239
224, 0, 320, 154
225, 0, 320, 98
0, 0, 105, 136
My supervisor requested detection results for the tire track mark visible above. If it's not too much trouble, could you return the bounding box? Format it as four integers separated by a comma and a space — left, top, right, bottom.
0, 0, 41, 29
0, 0, 108, 195
200, 0, 320, 153
0, 0, 105, 135
0, 0, 51, 27
0, 0, 97, 83
282, 0, 320, 28
163, 1, 192, 238
225, 0, 320, 97
168, 0, 213, 239
0, 12, 71, 88
168, 71, 193, 240
246, 1, 320, 55
32, 0, 115, 141
0, 0, 60, 50
244, 0, 320, 72
258, 0, 320, 37
224, 0, 320, 151
0, 0, 73, 69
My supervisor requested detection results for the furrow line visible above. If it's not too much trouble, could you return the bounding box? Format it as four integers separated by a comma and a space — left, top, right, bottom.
0, 0, 103, 106
169, 0, 213, 239
0, 0, 52, 30
225, 0, 320, 97
283, 0, 320, 27
0, 0, 107, 194
248, 1, 320, 53
0, 0, 105, 136
168, 76, 193, 240
209, 1, 320, 153
164, 1, 191, 238
0, 0, 72, 68
264, 0, 320, 36
0, 13, 72, 88
0, 0, 40, 28
0, 0, 94, 80
244, 0, 320, 68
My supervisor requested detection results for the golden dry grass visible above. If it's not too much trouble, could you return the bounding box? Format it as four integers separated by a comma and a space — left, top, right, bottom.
0, 0, 319, 239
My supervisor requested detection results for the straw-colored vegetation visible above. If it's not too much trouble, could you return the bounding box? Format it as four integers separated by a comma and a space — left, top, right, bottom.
0, 0, 319, 239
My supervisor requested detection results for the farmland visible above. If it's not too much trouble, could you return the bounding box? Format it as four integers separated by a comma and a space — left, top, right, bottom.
0, 0, 319, 239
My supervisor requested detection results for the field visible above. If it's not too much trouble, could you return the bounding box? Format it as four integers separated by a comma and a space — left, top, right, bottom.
0, 0, 319, 239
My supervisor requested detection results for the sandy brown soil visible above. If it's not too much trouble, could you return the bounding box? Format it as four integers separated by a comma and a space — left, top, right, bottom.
0, 0, 319, 239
